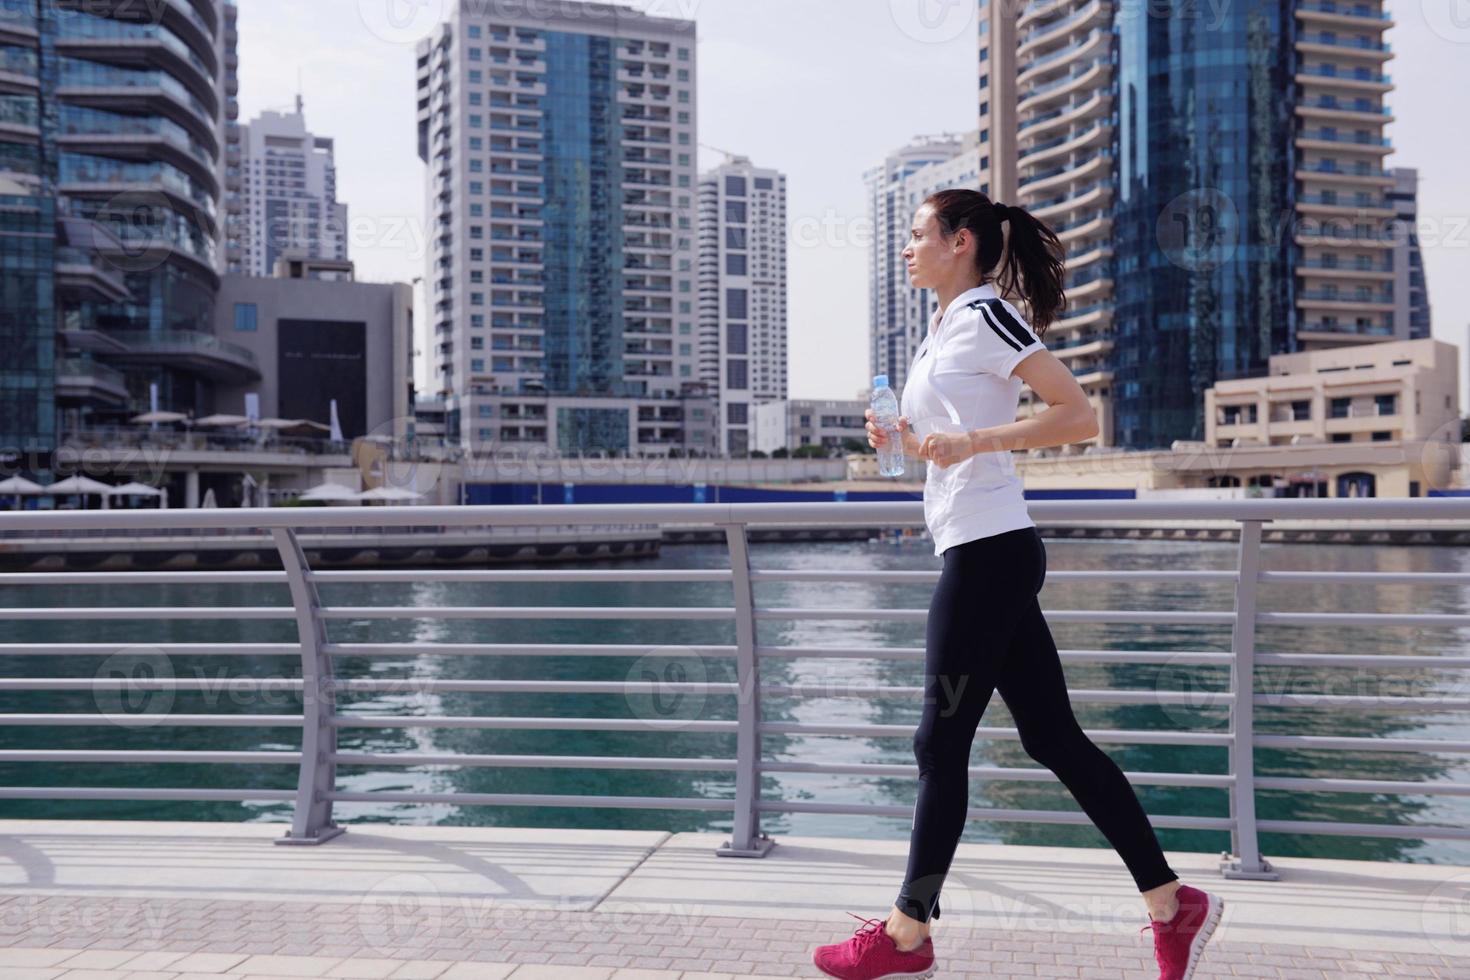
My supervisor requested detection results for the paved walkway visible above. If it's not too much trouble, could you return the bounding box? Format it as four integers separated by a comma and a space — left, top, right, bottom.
2, 820, 1468, 978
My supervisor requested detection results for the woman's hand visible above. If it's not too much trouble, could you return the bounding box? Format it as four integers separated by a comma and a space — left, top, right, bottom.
917, 431, 975, 469
865, 408, 922, 458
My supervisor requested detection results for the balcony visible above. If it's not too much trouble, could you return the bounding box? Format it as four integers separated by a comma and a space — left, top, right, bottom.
105, 329, 262, 383
54, 355, 129, 405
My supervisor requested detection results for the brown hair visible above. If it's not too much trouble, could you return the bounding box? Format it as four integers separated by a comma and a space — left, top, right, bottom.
922, 188, 1068, 336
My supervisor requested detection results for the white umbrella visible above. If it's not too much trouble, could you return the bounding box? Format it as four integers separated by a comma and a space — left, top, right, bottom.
45, 474, 114, 510
0, 476, 44, 494
45, 475, 114, 494
299, 482, 362, 502
356, 486, 425, 501
193, 414, 251, 427
329, 399, 344, 442
200, 487, 217, 509
0, 475, 44, 510
105, 482, 164, 496
130, 410, 189, 424
256, 417, 330, 431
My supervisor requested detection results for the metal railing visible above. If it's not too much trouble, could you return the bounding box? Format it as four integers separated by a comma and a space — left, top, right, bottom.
2, 499, 1469, 875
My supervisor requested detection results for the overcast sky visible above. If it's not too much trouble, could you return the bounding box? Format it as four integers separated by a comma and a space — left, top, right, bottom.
236, 0, 1470, 408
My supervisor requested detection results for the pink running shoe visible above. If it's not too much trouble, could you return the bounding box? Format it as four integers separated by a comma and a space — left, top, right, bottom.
1140, 883, 1225, 980
811, 911, 937, 980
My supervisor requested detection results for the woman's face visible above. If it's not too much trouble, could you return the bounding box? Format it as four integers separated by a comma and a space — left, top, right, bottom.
902, 204, 969, 291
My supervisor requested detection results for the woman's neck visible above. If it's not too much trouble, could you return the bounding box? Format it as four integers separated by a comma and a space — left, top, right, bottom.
933, 277, 986, 326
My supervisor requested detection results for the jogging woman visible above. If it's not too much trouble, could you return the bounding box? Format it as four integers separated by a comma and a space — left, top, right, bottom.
810, 189, 1223, 980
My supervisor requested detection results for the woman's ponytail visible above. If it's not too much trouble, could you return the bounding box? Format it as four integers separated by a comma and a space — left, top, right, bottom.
924, 188, 1068, 337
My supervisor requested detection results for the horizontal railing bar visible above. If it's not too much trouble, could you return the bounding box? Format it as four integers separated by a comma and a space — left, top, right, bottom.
761, 762, 1233, 787
756, 800, 1236, 830
748, 569, 1237, 584
1253, 694, 1470, 710
759, 722, 1233, 746
1255, 819, 1470, 840
1258, 611, 1470, 627
0, 571, 289, 585
332, 752, 738, 771
3, 497, 1467, 533
754, 608, 1237, 624
1256, 652, 1470, 669
0, 607, 295, 620
0, 643, 300, 657
1255, 776, 1470, 796
0, 750, 301, 764
323, 643, 740, 658
334, 680, 740, 695
1255, 734, 1470, 752
311, 568, 736, 583
318, 606, 737, 620
326, 790, 735, 810
331, 715, 740, 732
757, 685, 1233, 706
1259, 571, 1470, 585
0, 713, 303, 727
0, 679, 305, 692
755, 646, 1234, 665
0, 788, 295, 801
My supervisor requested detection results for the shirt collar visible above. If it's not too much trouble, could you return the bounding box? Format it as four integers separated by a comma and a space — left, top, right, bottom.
928, 282, 999, 333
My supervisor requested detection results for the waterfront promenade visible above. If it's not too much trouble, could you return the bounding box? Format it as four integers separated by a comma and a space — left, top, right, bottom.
1, 820, 1468, 978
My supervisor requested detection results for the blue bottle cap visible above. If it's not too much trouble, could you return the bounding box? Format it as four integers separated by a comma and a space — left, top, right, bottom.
873, 374, 888, 388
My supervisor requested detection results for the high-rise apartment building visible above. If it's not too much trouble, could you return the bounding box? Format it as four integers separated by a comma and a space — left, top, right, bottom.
986, 0, 1397, 449
697, 156, 787, 456
0, 0, 243, 453
237, 99, 348, 277
415, 0, 699, 454
865, 132, 981, 397
1388, 167, 1430, 339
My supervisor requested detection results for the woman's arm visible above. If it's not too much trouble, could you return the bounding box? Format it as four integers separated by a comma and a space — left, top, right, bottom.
968, 348, 1098, 454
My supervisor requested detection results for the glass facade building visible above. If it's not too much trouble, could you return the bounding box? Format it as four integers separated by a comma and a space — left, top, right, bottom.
0, 0, 240, 457
996, 0, 1397, 450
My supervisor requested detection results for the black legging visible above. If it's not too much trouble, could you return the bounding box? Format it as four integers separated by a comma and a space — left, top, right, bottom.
894, 526, 1178, 923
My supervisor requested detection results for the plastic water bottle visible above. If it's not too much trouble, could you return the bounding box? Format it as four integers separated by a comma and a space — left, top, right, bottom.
870, 374, 905, 478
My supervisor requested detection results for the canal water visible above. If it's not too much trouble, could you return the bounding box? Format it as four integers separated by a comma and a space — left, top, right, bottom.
2, 535, 1467, 866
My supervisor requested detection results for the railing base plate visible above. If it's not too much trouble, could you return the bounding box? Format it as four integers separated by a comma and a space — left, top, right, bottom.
1218, 851, 1278, 880
716, 832, 775, 858
275, 824, 347, 846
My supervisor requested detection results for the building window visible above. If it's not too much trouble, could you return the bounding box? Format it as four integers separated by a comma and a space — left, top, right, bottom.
727, 402, 747, 424
726, 253, 747, 275
754, 177, 772, 190
725, 200, 746, 223
726, 227, 746, 249
727, 359, 747, 389
726, 288, 747, 318
727, 322, 747, 354
233, 303, 257, 331
725, 175, 746, 197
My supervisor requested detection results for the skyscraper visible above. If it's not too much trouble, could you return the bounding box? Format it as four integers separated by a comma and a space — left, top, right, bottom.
1388, 167, 1430, 339
865, 132, 981, 397
0, 0, 243, 452
697, 155, 787, 457
416, 0, 698, 454
985, 0, 1397, 449
238, 99, 349, 277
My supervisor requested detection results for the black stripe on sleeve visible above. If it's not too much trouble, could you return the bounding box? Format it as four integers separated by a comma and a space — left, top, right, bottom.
982, 299, 1039, 348
977, 303, 1024, 351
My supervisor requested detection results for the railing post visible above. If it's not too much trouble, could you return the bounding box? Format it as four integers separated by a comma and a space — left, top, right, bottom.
1220, 518, 1277, 879
272, 527, 345, 845
716, 521, 774, 857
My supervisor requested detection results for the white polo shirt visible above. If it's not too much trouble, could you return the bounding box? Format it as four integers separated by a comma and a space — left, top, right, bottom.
899, 283, 1047, 557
